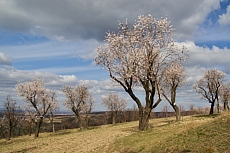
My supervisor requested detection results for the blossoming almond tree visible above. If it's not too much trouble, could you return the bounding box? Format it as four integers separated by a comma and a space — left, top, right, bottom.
193, 68, 226, 115
82, 95, 94, 128
47, 91, 59, 132
95, 14, 188, 130
16, 78, 57, 138
24, 108, 36, 136
102, 93, 127, 124
3, 95, 22, 140
219, 83, 230, 111
161, 62, 187, 121
62, 84, 93, 130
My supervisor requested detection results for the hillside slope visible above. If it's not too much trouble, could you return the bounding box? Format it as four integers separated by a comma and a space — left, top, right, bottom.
111, 113, 230, 153
0, 113, 230, 153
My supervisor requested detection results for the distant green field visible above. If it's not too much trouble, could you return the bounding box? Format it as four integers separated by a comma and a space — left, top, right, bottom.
1, 112, 230, 153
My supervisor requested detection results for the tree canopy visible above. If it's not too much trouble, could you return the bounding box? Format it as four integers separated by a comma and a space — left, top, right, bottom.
95, 14, 188, 130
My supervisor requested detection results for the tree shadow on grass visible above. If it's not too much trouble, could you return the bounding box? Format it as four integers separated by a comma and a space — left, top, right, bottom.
85, 126, 99, 131
148, 119, 176, 128
193, 114, 218, 118
12, 146, 37, 153
121, 126, 139, 133
0, 137, 32, 146
120, 150, 138, 153
50, 130, 71, 137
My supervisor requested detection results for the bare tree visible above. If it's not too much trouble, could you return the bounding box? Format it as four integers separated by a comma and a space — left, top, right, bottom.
21, 106, 35, 136
203, 106, 210, 114
46, 91, 58, 133
219, 83, 230, 111
193, 68, 226, 115
82, 97, 94, 128
161, 105, 170, 118
179, 105, 185, 121
102, 93, 127, 124
189, 104, 195, 115
95, 14, 188, 130
21, 117, 33, 136
197, 107, 204, 114
3, 95, 21, 140
130, 105, 139, 121
16, 78, 56, 138
161, 62, 187, 121
62, 84, 93, 130
0, 117, 7, 139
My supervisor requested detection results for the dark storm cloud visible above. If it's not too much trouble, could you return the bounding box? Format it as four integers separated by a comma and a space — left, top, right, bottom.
0, 0, 221, 41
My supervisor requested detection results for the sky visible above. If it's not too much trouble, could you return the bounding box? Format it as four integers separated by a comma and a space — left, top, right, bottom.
0, 0, 230, 112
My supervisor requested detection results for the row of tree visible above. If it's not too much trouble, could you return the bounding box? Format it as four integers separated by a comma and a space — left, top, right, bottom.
1, 14, 230, 140
94, 14, 230, 130
1, 70, 229, 140
193, 68, 230, 114
0, 79, 127, 139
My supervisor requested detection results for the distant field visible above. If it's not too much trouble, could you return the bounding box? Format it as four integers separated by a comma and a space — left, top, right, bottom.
1, 113, 230, 153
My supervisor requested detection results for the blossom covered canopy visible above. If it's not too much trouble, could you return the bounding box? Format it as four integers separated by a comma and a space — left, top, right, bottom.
95, 14, 188, 87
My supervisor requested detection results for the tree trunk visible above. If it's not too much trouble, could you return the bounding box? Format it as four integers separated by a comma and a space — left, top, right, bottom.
224, 102, 229, 111
35, 117, 43, 138
217, 99, 220, 113
209, 102, 215, 115
224, 102, 227, 111
172, 105, 180, 121
74, 111, 83, 130
50, 112, 55, 132
163, 87, 180, 121
8, 128, 12, 140
52, 122, 55, 133
29, 121, 32, 136
171, 88, 180, 121
84, 115, 90, 128
112, 111, 116, 125
138, 108, 151, 131
77, 116, 83, 130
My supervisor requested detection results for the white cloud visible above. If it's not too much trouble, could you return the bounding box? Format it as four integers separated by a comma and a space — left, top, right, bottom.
179, 0, 220, 36
186, 66, 206, 83
33, 65, 99, 76
0, 0, 221, 41
0, 54, 222, 112
176, 41, 230, 74
0, 39, 99, 61
0, 52, 12, 65
0, 65, 128, 110
218, 5, 230, 25
165, 41, 230, 109
0, 66, 78, 107
0, 0, 228, 112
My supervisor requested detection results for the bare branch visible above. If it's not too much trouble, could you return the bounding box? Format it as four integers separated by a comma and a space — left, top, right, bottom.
62, 84, 94, 130
95, 14, 188, 130
193, 68, 226, 115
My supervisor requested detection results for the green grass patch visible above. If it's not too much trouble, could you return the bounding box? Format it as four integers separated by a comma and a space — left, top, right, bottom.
111, 113, 230, 153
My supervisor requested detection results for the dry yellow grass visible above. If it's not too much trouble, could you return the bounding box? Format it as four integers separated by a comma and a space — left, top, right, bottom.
0, 115, 216, 153
0, 121, 138, 153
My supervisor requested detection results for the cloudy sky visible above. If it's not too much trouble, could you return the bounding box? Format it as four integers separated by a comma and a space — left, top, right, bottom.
0, 0, 230, 112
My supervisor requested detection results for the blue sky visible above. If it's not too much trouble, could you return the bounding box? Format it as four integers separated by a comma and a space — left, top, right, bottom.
0, 0, 230, 112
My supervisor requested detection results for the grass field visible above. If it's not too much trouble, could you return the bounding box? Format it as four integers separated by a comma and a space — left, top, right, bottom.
1, 113, 230, 153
